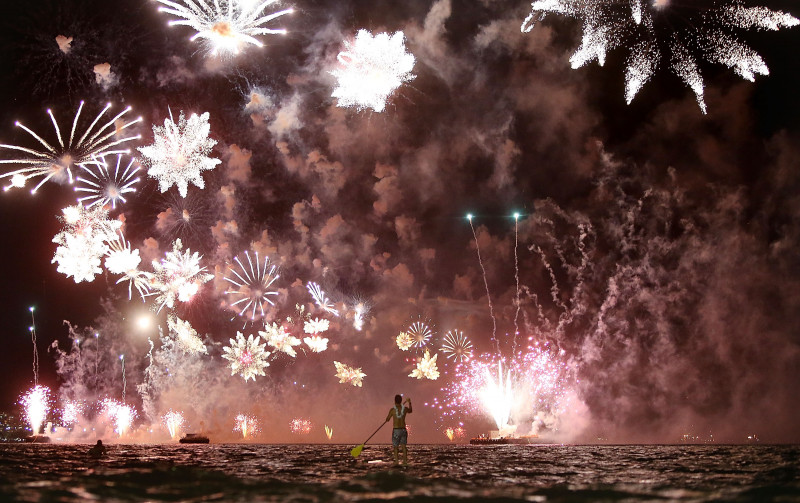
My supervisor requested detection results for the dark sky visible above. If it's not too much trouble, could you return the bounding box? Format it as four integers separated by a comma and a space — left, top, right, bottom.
0, 0, 798, 443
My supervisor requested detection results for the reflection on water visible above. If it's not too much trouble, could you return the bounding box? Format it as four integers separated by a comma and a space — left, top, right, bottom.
0, 444, 798, 502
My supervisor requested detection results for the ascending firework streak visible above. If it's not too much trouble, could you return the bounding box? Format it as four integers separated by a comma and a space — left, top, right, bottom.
155, 0, 293, 57
234, 413, 259, 439
224, 251, 280, 322
162, 410, 185, 440
28, 307, 39, 386
467, 214, 498, 350
513, 213, 521, 353
120, 354, 126, 402
0, 102, 142, 192
75, 153, 141, 209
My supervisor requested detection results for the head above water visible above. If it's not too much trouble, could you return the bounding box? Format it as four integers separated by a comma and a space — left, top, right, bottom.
96, 440, 103, 446
395, 394, 402, 405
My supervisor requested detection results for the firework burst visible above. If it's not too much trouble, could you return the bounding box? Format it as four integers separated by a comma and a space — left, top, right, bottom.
167, 315, 207, 354
155, 0, 293, 57
19, 385, 51, 435
306, 282, 339, 316
52, 204, 122, 283
75, 153, 140, 209
221, 332, 270, 381
0, 102, 142, 193
521, 0, 799, 113
137, 111, 221, 197
406, 317, 435, 349
149, 239, 213, 312
409, 349, 440, 380
261, 323, 301, 357
331, 30, 416, 112
333, 361, 366, 387
396, 331, 414, 351
102, 398, 137, 436
223, 251, 280, 323
234, 413, 259, 439
104, 232, 152, 300
162, 410, 185, 440
441, 330, 473, 363
289, 418, 312, 435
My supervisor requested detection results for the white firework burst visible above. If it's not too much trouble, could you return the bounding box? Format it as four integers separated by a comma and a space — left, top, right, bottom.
396, 332, 414, 351
221, 332, 270, 381
223, 250, 280, 322
406, 318, 434, 349
306, 282, 339, 316
52, 204, 122, 283
331, 29, 416, 112
521, 0, 799, 113
104, 232, 152, 300
75, 153, 141, 209
149, 239, 213, 312
409, 350, 440, 380
0, 101, 142, 193
137, 111, 221, 197
260, 322, 301, 357
167, 315, 207, 355
333, 361, 366, 387
441, 329, 473, 363
155, 0, 293, 57
303, 318, 330, 335
303, 335, 329, 352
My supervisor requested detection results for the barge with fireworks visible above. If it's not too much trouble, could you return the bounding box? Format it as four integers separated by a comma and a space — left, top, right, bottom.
469, 435, 548, 445
179, 433, 210, 444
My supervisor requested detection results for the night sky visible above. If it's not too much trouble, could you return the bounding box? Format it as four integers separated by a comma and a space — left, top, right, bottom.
0, 0, 798, 443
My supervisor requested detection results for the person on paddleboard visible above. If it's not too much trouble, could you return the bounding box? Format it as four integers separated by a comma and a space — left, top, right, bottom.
385, 394, 412, 465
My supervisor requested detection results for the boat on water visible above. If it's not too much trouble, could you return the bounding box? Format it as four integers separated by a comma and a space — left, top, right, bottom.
469, 434, 553, 445
179, 433, 210, 444
24, 435, 51, 443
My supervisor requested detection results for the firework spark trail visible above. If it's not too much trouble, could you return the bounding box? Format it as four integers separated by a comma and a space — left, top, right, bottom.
520, 0, 799, 113
137, 110, 221, 198
156, 0, 293, 57
330, 29, 416, 112
120, 354, 126, 402
306, 282, 339, 316
224, 250, 280, 323
0, 102, 142, 192
162, 410, 185, 440
20, 385, 51, 436
513, 214, 521, 353
467, 215, 498, 351
29, 307, 39, 386
75, 153, 141, 209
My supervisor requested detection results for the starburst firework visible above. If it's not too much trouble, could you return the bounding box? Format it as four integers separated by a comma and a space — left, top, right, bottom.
441, 330, 473, 363
331, 30, 416, 112
137, 111, 221, 197
221, 332, 270, 381
155, 0, 293, 57
406, 318, 434, 349
396, 331, 414, 351
223, 251, 280, 322
409, 350, 440, 380
260, 323, 301, 357
333, 361, 366, 387
149, 239, 213, 312
0, 102, 142, 193
521, 0, 799, 113
104, 232, 152, 300
52, 204, 122, 283
75, 153, 140, 209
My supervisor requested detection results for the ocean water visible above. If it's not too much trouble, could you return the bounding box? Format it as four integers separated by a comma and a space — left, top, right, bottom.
0, 443, 798, 502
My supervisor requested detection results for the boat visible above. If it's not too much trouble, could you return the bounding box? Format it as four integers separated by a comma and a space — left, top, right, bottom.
24, 435, 51, 443
469, 434, 552, 445
179, 433, 210, 444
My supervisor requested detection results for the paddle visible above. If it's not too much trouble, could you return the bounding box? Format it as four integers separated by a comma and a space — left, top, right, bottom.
350, 420, 387, 458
